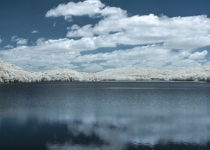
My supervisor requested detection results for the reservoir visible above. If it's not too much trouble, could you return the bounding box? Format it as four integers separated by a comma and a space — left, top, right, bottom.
0, 82, 210, 150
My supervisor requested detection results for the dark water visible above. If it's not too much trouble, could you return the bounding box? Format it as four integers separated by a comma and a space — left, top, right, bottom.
0, 82, 210, 150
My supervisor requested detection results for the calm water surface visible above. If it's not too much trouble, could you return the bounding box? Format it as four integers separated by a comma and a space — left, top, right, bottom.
0, 82, 210, 150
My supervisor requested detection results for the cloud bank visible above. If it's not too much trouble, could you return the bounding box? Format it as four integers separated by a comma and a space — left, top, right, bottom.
0, 0, 210, 72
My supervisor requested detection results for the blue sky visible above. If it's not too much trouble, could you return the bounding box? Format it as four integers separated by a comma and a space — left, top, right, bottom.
0, 0, 210, 72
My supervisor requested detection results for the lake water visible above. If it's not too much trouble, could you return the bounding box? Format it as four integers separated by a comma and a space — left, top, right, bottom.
0, 82, 210, 150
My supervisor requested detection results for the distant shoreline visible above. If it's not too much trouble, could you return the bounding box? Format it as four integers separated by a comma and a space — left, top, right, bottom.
1, 80, 210, 84
1, 61, 210, 83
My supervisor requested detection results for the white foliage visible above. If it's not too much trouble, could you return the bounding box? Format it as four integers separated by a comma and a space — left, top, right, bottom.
0, 60, 210, 83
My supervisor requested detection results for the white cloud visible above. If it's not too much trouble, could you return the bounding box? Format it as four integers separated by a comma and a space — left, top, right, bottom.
0, 0, 210, 72
16, 39, 28, 45
11, 35, 18, 41
46, 0, 210, 50
75, 45, 206, 72
31, 30, 39, 34
0, 42, 207, 72
67, 24, 94, 37
3, 45, 14, 49
53, 22, 57, 27
11, 36, 28, 45
65, 14, 210, 50
189, 50, 208, 60
46, 0, 105, 18
0, 38, 81, 71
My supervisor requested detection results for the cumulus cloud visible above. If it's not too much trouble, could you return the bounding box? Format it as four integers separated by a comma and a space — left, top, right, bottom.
67, 24, 94, 37
47, 0, 210, 50
0, 38, 81, 71
44, 0, 210, 71
189, 50, 208, 60
75, 45, 207, 72
16, 39, 28, 45
65, 14, 210, 50
11, 36, 28, 45
46, 0, 105, 18
0, 42, 207, 72
0, 0, 210, 72
3, 45, 14, 49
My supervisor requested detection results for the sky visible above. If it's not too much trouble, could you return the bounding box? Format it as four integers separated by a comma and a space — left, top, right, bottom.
0, 0, 210, 72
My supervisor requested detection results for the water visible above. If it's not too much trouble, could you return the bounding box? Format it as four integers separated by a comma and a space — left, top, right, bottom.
0, 82, 210, 150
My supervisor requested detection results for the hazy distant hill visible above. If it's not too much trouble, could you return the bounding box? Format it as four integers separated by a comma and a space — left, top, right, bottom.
0, 61, 210, 83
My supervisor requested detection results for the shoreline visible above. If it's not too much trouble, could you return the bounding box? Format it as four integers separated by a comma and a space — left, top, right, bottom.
1, 61, 210, 83
1, 80, 210, 84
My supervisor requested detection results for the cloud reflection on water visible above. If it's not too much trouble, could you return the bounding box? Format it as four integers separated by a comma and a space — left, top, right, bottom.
0, 82, 210, 150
